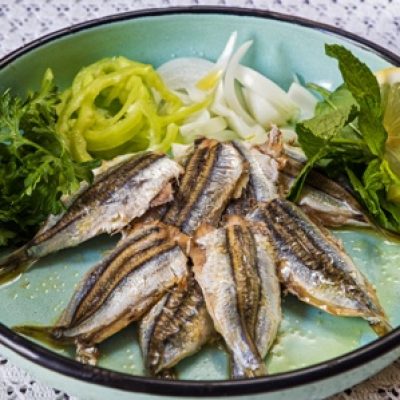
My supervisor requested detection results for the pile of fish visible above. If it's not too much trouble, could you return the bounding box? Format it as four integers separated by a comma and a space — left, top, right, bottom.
1, 128, 391, 379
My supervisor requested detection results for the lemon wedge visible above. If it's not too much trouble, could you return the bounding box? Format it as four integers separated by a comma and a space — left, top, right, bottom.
375, 67, 400, 139
375, 67, 400, 201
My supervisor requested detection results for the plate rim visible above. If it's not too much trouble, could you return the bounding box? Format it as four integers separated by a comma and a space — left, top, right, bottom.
1, 6, 400, 397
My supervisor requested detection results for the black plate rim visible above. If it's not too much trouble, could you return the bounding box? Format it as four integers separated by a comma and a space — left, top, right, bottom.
0, 6, 400, 397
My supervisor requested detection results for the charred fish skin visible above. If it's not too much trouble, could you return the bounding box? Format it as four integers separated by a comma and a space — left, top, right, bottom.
14, 221, 189, 364
0, 152, 183, 284
163, 139, 244, 235
192, 216, 281, 378
247, 199, 391, 336
139, 275, 214, 377
279, 157, 370, 228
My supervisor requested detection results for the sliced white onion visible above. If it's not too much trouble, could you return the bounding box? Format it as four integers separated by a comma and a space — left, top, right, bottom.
215, 31, 238, 70
180, 116, 228, 141
194, 31, 238, 92
287, 82, 317, 120
224, 41, 257, 125
235, 64, 299, 119
157, 57, 214, 91
212, 82, 267, 144
184, 109, 211, 124
205, 129, 239, 142
158, 32, 239, 105
243, 87, 288, 127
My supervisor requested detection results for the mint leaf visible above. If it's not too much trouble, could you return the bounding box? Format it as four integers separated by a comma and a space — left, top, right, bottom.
296, 84, 358, 159
287, 147, 329, 202
289, 82, 360, 202
310, 84, 358, 117
346, 161, 400, 233
325, 44, 387, 156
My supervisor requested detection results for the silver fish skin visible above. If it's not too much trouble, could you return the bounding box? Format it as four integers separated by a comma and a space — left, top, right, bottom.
226, 133, 280, 216
14, 221, 189, 364
0, 152, 183, 284
279, 157, 369, 228
258, 129, 370, 228
192, 216, 281, 378
233, 140, 279, 203
139, 274, 214, 377
163, 138, 244, 235
247, 199, 391, 336
138, 139, 243, 378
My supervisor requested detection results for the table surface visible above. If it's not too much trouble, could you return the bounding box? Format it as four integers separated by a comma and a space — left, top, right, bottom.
0, 0, 399, 399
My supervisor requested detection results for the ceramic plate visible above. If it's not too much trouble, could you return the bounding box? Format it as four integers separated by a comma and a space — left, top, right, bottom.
0, 7, 400, 400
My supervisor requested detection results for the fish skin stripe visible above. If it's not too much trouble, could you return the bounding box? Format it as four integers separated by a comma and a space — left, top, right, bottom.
146, 277, 205, 375
163, 142, 211, 227
164, 142, 220, 233
262, 200, 373, 308
79, 246, 186, 345
226, 223, 261, 356
72, 236, 178, 325
282, 158, 366, 214
32, 152, 164, 245
62, 222, 163, 325
147, 289, 184, 373
180, 144, 221, 234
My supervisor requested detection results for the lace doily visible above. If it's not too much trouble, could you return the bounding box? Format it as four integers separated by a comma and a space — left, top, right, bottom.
1, 1, 400, 399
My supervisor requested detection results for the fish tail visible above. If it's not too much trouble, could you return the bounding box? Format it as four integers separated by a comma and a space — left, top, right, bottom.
230, 353, 267, 379
156, 369, 177, 379
13, 325, 69, 349
369, 319, 393, 337
0, 245, 35, 285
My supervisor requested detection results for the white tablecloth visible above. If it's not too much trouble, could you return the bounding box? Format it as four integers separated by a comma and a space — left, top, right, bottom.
0, 1, 399, 399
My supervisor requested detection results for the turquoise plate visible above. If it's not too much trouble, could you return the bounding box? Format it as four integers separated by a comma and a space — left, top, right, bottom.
0, 7, 400, 400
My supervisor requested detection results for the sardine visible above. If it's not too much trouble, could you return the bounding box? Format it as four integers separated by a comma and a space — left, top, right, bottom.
137, 138, 244, 377
139, 274, 214, 377
14, 220, 189, 364
247, 198, 391, 336
279, 157, 369, 228
163, 138, 244, 235
226, 137, 279, 215
257, 129, 370, 228
0, 152, 182, 284
192, 216, 281, 378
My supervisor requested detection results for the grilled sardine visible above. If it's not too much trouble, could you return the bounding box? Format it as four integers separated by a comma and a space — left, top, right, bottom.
163, 138, 244, 235
257, 130, 370, 228
192, 216, 281, 378
226, 137, 279, 215
0, 152, 182, 284
14, 221, 189, 364
279, 157, 369, 228
139, 274, 214, 377
138, 138, 244, 377
247, 199, 391, 336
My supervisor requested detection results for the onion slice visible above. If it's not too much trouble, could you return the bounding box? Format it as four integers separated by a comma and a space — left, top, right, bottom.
180, 116, 228, 142
235, 64, 298, 119
287, 82, 317, 119
223, 41, 257, 125
243, 87, 287, 127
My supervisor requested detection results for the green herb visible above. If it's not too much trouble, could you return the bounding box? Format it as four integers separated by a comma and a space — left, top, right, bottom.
288, 44, 400, 234
325, 44, 387, 157
0, 70, 98, 246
